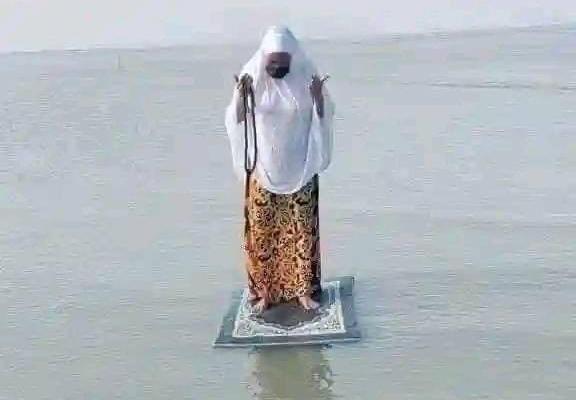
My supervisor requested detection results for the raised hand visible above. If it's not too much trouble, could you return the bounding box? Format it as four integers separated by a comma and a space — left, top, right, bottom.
235, 74, 253, 123
235, 73, 253, 94
309, 74, 329, 118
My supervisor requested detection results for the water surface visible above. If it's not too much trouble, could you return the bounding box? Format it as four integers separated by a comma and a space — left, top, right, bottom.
1, 25, 576, 399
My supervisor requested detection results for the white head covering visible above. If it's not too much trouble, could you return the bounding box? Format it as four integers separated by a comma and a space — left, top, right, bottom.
225, 25, 335, 194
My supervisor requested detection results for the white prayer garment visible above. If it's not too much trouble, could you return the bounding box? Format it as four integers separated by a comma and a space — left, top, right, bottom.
225, 25, 335, 194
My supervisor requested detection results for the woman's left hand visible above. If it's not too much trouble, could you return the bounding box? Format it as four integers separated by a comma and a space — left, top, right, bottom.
310, 74, 328, 99
310, 74, 329, 117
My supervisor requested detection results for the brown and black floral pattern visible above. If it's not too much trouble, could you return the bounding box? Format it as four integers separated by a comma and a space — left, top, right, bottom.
243, 173, 321, 304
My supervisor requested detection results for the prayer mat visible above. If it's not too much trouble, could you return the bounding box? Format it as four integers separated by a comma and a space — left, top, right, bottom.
213, 276, 361, 348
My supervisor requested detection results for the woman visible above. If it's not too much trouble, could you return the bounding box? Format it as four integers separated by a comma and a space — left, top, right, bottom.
225, 26, 334, 313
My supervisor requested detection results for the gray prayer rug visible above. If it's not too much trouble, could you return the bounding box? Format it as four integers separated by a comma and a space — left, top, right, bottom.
213, 276, 361, 347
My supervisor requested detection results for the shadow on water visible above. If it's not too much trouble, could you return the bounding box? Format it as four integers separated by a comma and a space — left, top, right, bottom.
248, 346, 335, 400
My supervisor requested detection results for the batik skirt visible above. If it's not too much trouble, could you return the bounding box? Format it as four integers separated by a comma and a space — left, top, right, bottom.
243, 173, 321, 304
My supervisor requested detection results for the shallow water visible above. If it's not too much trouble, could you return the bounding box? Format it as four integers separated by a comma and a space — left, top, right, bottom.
1, 25, 576, 399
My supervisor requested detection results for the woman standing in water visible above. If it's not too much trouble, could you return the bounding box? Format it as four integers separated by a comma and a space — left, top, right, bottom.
225, 26, 334, 313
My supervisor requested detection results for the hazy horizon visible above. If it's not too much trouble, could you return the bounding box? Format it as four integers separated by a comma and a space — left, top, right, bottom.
2, 0, 576, 53
1, 21, 575, 56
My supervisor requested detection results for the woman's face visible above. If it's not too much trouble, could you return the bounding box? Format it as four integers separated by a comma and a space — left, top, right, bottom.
265, 52, 291, 79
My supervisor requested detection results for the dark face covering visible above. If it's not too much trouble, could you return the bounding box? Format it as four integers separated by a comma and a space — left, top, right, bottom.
266, 64, 290, 79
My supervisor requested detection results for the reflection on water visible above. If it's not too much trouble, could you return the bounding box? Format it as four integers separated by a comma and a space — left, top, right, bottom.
249, 347, 334, 400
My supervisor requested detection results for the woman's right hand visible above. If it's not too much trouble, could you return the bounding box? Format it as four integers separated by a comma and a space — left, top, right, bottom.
235, 74, 253, 123
235, 74, 253, 94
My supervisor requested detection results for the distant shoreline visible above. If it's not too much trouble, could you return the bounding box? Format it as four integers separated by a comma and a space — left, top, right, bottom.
1, 21, 574, 57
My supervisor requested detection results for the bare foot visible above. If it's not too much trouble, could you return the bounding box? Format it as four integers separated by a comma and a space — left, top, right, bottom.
252, 298, 269, 314
298, 295, 320, 311
247, 292, 258, 302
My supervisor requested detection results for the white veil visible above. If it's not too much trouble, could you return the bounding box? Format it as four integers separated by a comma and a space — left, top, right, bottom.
224, 25, 335, 194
